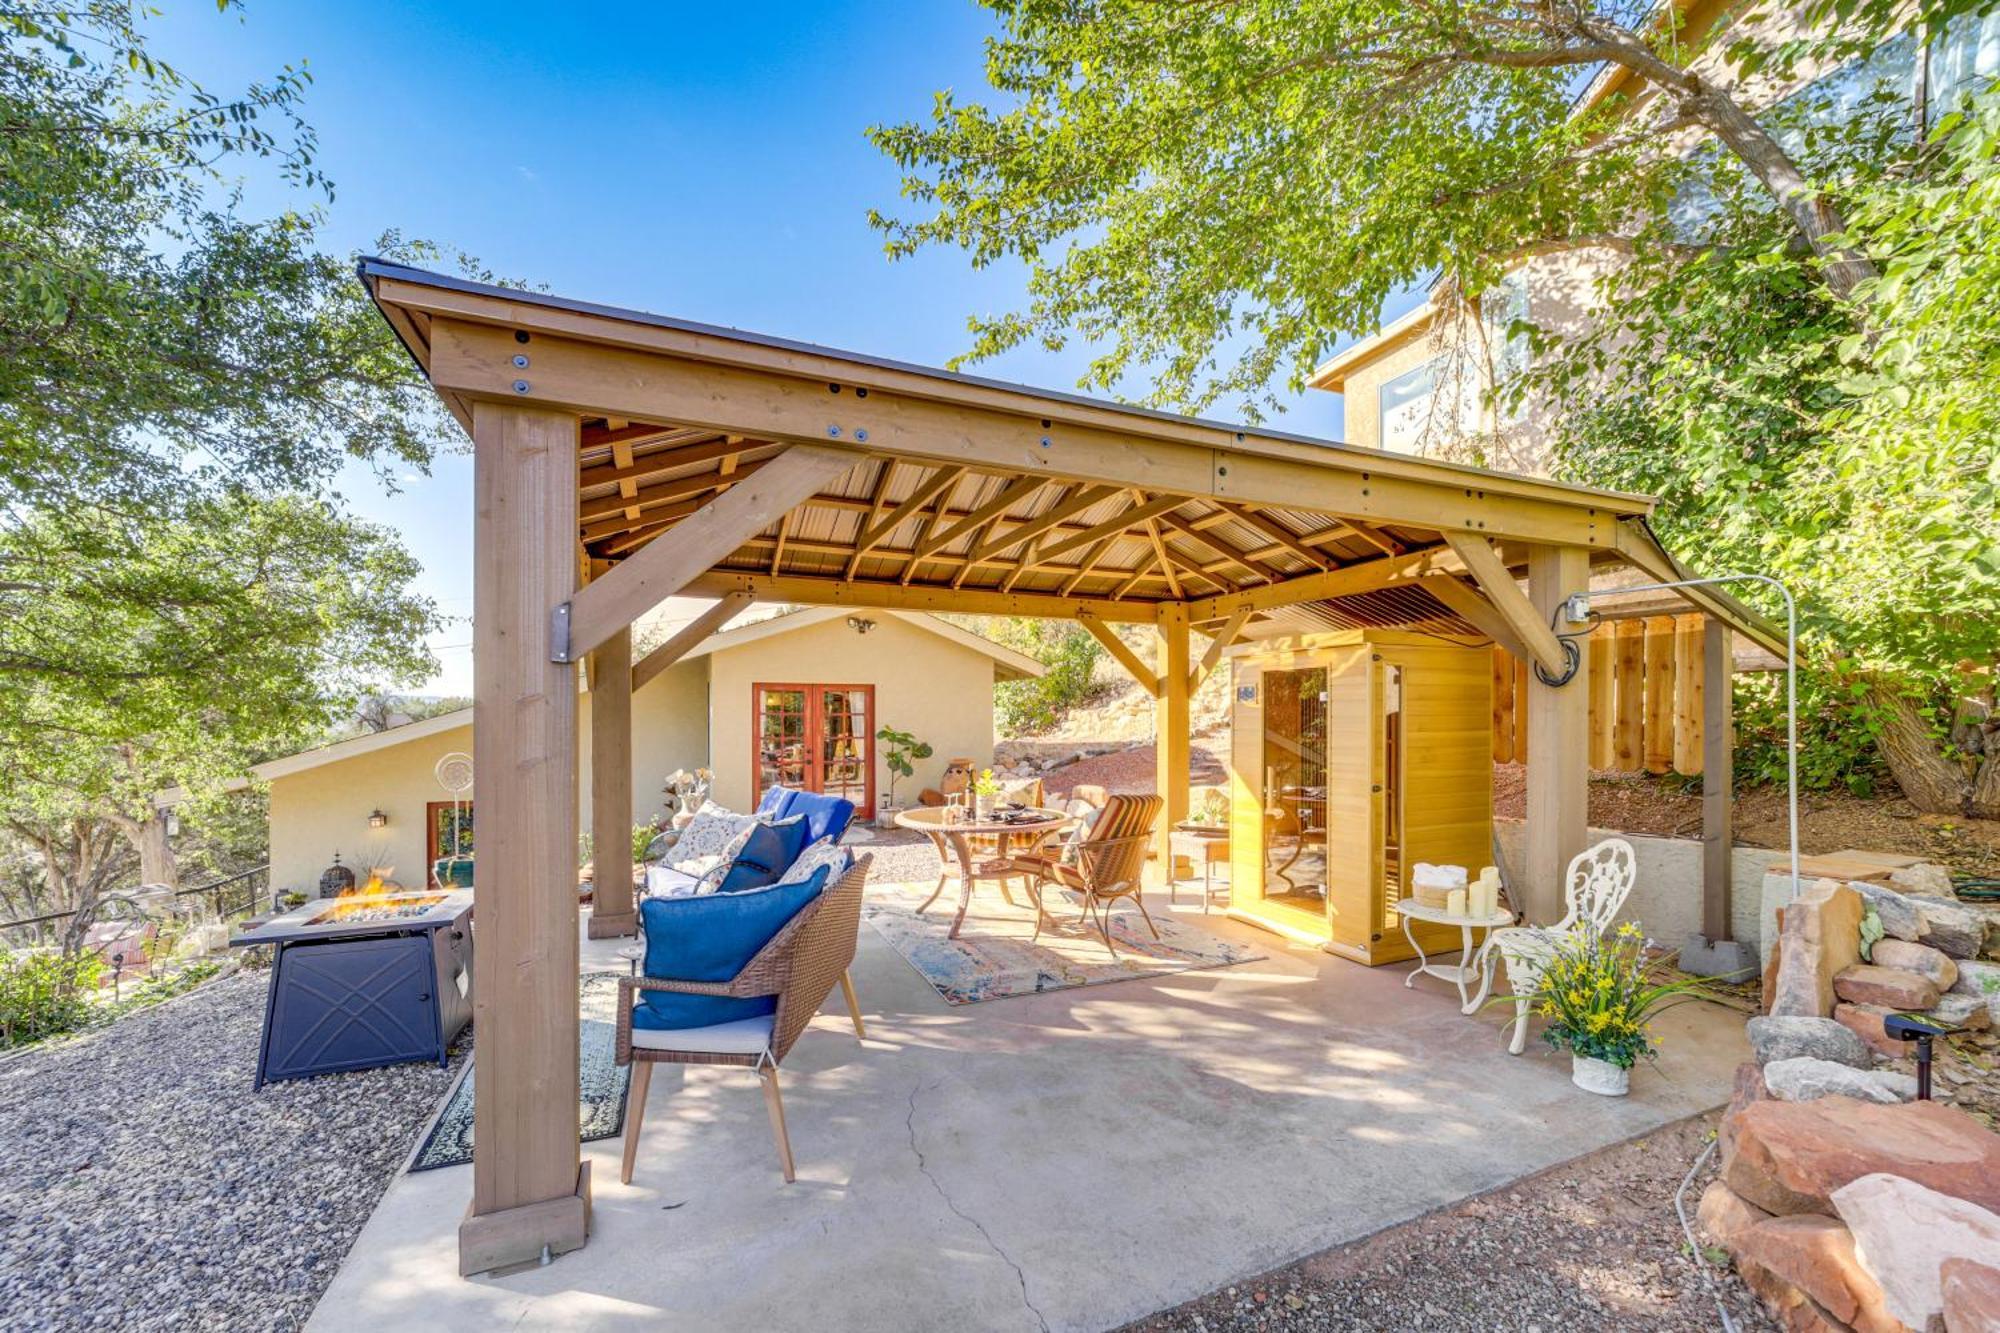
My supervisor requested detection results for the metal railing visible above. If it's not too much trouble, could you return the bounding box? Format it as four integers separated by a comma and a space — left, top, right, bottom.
0, 865, 273, 951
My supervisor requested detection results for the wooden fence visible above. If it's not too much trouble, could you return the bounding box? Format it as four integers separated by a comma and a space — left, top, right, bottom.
1491, 614, 1714, 775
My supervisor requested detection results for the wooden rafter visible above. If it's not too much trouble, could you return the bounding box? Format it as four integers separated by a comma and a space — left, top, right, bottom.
1060, 535, 1119, 597
579, 435, 756, 491
841, 460, 898, 580
1155, 511, 1281, 583
908, 474, 1047, 567
848, 464, 963, 575
1110, 550, 1160, 600
579, 458, 765, 525
1034, 492, 1186, 565
594, 498, 706, 555
964, 483, 1117, 567
1442, 533, 1567, 676
1216, 502, 1330, 571
1145, 518, 1183, 599
1077, 612, 1158, 697
1189, 605, 1252, 693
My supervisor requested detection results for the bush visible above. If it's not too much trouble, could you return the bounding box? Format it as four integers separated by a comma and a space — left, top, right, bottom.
977, 618, 1105, 734
1733, 668, 1892, 797
0, 950, 103, 1047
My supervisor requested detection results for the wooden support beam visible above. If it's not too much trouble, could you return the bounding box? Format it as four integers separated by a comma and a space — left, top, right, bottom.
1418, 574, 1534, 661
966, 483, 1119, 567
1523, 545, 1590, 925
1154, 602, 1192, 865
1214, 502, 1330, 570
681, 570, 1158, 622
1110, 550, 1160, 600
1145, 518, 1182, 599
1078, 611, 1159, 696
1702, 617, 1735, 942
1189, 605, 1252, 693
632, 590, 753, 690
461, 400, 588, 1273
1642, 617, 1675, 774
588, 497, 706, 551
1060, 535, 1118, 597
848, 464, 963, 574
1156, 511, 1283, 582
1612, 620, 1645, 772
1180, 543, 1463, 622
578, 434, 756, 491
909, 475, 1047, 565
1032, 492, 1187, 564
1513, 656, 1531, 763
1443, 533, 1568, 678
842, 460, 898, 579
578, 458, 765, 524
587, 625, 636, 940
566, 445, 856, 660
1492, 647, 1515, 764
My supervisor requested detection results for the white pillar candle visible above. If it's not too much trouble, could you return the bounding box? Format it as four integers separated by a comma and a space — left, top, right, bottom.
1446, 888, 1467, 917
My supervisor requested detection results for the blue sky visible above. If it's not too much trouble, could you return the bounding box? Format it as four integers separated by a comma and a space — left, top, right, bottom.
153, 2, 1386, 693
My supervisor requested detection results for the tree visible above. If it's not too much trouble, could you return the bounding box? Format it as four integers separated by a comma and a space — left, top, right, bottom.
0, 494, 441, 943
869, 0, 1980, 417
1522, 79, 2000, 814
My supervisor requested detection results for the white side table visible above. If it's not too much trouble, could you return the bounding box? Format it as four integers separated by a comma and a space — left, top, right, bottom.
1397, 899, 1515, 1014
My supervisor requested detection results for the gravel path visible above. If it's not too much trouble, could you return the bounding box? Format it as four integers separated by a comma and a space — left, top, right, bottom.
0, 970, 463, 1333
1122, 1112, 1777, 1333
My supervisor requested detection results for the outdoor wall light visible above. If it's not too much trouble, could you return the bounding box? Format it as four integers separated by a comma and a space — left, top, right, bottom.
368, 809, 389, 829
846, 617, 877, 635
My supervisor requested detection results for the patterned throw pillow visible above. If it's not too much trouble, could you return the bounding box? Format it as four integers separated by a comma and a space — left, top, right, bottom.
667, 802, 757, 873
776, 836, 852, 888
997, 777, 1043, 808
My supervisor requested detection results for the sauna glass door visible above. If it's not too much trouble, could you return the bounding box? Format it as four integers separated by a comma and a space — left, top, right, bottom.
1380, 663, 1405, 931
1259, 666, 1329, 922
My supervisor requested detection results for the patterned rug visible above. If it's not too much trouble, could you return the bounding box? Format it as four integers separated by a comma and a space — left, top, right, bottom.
864, 885, 1265, 1004
408, 971, 630, 1171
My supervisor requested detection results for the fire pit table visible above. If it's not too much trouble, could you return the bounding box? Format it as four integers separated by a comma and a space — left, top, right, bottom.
231, 889, 473, 1089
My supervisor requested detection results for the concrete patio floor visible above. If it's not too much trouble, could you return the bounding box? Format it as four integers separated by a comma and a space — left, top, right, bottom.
309, 880, 1748, 1333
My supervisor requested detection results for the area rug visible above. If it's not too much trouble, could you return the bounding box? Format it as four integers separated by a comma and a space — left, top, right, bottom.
408, 970, 630, 1171
864, 886, 1265, 1004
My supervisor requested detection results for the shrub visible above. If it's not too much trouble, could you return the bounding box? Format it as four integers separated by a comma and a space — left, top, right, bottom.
1733, 668, 1893, 797
981, 618, 1105, 734
0, 950, 103, 1047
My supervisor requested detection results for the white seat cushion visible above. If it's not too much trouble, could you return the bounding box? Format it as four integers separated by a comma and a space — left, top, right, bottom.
629, 1013, 774, 1056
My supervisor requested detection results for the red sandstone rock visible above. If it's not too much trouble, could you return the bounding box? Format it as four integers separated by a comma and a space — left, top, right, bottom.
1723, 1061, 1771, 1162
1737, 1258, 1860, 1333
1724, 1097, 2000, 1218
1698, 1179, 1771, 1251
1733, 1215, 1906, 1333
1833, 964, 1941, 1010
1772, 881, 1866, 1019
1868, 939, 1958, 991
1834, 1003, 1911, 1060
1941, 1258, 2000, 1333
1833, 1174, 2000, 1333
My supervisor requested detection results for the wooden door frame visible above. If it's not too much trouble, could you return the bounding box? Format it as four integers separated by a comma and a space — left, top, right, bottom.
426, 800, 475, 864
750, 682, 876, 818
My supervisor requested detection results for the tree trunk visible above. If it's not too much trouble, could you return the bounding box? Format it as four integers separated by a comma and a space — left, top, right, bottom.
1677, 80, 1878, 300
1868, 681, 2000, 818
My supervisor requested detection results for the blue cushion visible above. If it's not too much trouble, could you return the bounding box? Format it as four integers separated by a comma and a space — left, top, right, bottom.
760, 814, 810, 871
784, 791, 856, 844
709, 820, 797, 894
756, 785, 799, 819
633, 865, 833, 1030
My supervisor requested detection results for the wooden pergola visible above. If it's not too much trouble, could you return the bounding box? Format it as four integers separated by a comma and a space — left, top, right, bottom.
359, 259, 1785, 1275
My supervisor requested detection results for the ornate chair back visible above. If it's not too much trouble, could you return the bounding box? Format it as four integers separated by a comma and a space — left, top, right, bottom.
1555, 838, 1637, 936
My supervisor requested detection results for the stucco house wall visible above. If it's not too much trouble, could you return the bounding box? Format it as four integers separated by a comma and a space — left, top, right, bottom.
705, 612, 997, 814
576, 656, 711, 832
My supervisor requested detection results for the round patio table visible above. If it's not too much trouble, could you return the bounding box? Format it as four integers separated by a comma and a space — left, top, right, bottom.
1397, 897, 1516, 1014
895, 806, 1075, 940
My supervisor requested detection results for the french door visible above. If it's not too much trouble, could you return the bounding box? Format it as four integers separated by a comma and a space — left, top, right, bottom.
752, 684, 874, 817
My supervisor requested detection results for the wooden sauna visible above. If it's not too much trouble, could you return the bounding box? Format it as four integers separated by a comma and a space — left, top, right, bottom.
1227, 629, 1494, 964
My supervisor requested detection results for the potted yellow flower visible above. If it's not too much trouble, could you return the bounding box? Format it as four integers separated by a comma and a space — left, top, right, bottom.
1533, 923, 1709, 1095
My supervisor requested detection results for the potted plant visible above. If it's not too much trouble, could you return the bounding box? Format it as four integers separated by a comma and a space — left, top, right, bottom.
972, 768, 1002, 821
876, 726, 933, 827
1176, 788, 1231, 835
1531, 923, 1708, 1095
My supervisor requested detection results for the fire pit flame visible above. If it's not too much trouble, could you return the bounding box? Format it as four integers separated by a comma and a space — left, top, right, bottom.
306, 891, 449, 927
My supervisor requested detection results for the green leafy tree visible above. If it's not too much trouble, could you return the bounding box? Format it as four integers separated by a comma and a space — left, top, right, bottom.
868, 1, 1987, 417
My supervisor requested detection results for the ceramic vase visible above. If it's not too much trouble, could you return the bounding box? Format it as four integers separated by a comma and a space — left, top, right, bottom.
975, 794, 994, 821
1571, 1054, 1631, 1096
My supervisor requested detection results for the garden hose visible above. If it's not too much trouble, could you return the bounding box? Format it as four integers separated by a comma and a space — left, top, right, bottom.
1954, 877, 2000, 903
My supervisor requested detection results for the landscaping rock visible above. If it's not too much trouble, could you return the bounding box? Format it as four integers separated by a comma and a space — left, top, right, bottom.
1928, 992, 1995, 1032
1831, 1173, 2000, 1333
1698, 1179, 1772, 1251
1888, 862, 1954, 898
1732, 1214, 1906, 1333
1868, 939, 1958, 990
1722, 1062, 1771, 1163
1723, 1097, 2000, 1217
1940, 1258, 2000, 1333
1854, 881, 1928, 943
1748, 1015, 1875, 1070
1833, 964, 1941, 1011
1950, 959, 2000, 1024
1734, 1257, 1854, 1333
1925, 900, 1989, 960
1834, 1003, 1913, 1060
1771, 880, 1866, 1019
1763, 1057, 1917, 1105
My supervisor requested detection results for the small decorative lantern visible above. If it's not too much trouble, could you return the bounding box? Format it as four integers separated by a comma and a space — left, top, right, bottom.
318, 852, 356, 898
368, 809, 388, 829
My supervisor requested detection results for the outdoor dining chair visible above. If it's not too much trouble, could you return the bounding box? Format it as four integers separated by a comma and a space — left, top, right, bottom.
1004, 793, 1164, 956
614, 853, 871, 1185
1486, 837, 1637, 1054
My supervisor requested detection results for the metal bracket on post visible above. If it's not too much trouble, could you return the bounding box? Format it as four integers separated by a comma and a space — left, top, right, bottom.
549, 601, 573, 664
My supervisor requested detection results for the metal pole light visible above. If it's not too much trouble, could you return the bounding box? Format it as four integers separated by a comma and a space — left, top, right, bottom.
1568, 573, 1800, 904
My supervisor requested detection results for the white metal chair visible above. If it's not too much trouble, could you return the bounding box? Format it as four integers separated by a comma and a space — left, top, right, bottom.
1486, 838, 1637, 1055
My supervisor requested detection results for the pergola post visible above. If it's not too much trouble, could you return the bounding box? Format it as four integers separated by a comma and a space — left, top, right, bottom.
459, 401, 590, 1275
1154, 602, 1191, 868
1523, 545, 1589, 924
1702, 617, 1735, 941
587, 623, 636, 940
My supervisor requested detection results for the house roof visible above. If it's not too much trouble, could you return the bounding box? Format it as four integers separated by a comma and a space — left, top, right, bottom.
177, 607, 1042, 794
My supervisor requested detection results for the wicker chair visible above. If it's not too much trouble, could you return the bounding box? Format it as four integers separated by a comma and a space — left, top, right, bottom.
613, 854, 872, 1185
1004, 794, 1163, 956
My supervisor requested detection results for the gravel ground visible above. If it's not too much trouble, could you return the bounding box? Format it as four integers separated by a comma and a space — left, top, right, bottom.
0, 969, 464, 1333
1122, 1111, 1776, 1333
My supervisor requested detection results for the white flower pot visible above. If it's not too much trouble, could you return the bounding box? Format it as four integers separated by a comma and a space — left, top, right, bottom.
1571, 1055, 1631, 1097
975, 795, 994, 821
